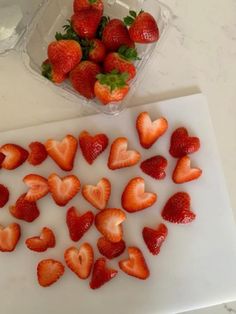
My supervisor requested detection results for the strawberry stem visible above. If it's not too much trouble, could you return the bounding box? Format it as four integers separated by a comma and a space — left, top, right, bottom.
118, 45, 141, 61
96, 70, 129, 92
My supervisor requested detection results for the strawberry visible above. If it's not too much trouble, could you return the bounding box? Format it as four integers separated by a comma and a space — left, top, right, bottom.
104, 45, 139, 81
45, 134, 78, 171
0, 144, 28, 170
173, 155, 202, 184
66, 207, 94, 242
102, 19, 134, 51
64, 243, 94, 279
10, 193, 40, 222
95, 208, 126, 243
0, 223, 21, 252
140, 155, 167, 180
25, 227, 56, 252
73, 0, 104, 13
90, 257, 118, 289
136, 112, 168, 149
97, 237, 126, 259
37, 259, 65, 287
121, 177, 157, 213
119, 247, 149, 280
88, 39, 106, 63
161, 192, 196, 224
82, 178, 111, 210
28, 141, 48, 166
169, 127, 201, 158
124, 11, 159, 43
23, 174, 49, 202
142, 223, 168, 255
0, 152, 5, 167
108, 137, 141, 170
48, 174, 80, 207
70, 61, 101, 99
95, 71, 130, 105
0, 184, 9, 208
41, 59, 66, 84
71, 10, 102, 39
79, 131, 108, 164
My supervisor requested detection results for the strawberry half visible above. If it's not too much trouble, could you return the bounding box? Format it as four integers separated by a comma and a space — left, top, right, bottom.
161, 192, 196, 224
48, 173, 80, 207
95, 208, 126, 243
45, 134, 78, 171
90, 257, 118, 289
97, 237, 126, 259
169, 127, 201, 158
23, 174, 49, 202
172, 155, 202, 184
82, 178, 111, 210
140, 155, 167, 180
25, 227, 56, 252
119, 247, 149, 280
108, 137, 141, 170
66, 207, 94, 242
73, 0, 104, 13
37, 259, 65, 287
64, 243, 94, 279
0, 144, 28, 170
0, 223, 21, 252
0, 184, 10, 208
79, 131, 108, 165
122, 177, 157, 213
28, 141, 48, 166
136, 112, 168, 149
10, 193, 40, 222
142, 223, 168, 255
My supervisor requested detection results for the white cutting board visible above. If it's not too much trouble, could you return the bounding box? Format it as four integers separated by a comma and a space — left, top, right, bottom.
0, 93, 236, 314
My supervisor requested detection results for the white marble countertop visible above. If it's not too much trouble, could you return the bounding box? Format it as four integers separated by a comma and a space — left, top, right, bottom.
0, 0, 235, 313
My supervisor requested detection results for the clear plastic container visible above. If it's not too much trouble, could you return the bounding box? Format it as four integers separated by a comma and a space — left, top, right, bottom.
0, 0, 172, 115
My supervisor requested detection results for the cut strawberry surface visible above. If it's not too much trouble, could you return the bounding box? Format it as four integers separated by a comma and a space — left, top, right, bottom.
45, 134, 78, 171
143, 223, 168, 255
10, 193, 40, 222
82, 178, 111, 210
0, 223, 21, 252
108, 137, 141, 170
122, 177, 157, 213
140, 155, 167, 180
23, 174, 49, 202
97, 237, 126, 259
25, 227, 56, 252
28, 141, 48, 166
48, 173, 80, 207
172, 155, 202, 184
90, 257, 118, 289
0, 144, 28, 170
64, 243, 94, 279
0, 184, 10, 208
37, 259, 65, 287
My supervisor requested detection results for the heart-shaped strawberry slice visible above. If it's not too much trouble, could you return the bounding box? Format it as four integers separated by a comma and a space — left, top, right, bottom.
172, 155, 202, 183
142, 223, 168, 255
140, 155, 167, 180
10, 193, 40, 222
90, 257, 118, 289
136, 112, 168, 149
97, 237, 126, 259
161, 192, 196, 224
0, 223, 21, 252
23, 174, 49, 202
25, 227, 56, 252
37, 259, 65, 287
108, 137, 141, 170
122, 177, 157, 213
169, 127, 200, 158
0, 144, 28, 170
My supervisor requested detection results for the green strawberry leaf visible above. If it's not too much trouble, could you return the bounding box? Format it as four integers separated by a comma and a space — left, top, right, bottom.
96, 16, 110, 39
123, 16, 134, 26
89, 0, 97, 4
55, 20, 81, 42
129, 10, 137, 18
118, 45, 141, 61
96, 71, 129, 91
41, 62, 52, 81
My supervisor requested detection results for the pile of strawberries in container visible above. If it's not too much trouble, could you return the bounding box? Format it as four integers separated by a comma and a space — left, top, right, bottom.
42, 0, 159, 104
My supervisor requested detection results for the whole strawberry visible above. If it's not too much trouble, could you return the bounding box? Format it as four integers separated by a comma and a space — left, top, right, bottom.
73, 0, 104, 14
70, 61, 101, 99
124, 10, 159, 43
41, 60, 66, 84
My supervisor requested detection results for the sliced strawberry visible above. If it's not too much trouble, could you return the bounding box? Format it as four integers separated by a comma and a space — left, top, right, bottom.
37, 259, 65, 287
48, 173, 80, 207
169, 127, 201, 158
23, 174, 49, 202
66, 207, 94, 242
10, 193, 40, 222
45, 134, 78, 171
172, 155, 202, 184
82, 178, 111, 210
0, 152, 5, 167
121, 177, 157, 213
28, 141, 48, 166
97, 237, 126, 259
90, 257, 118, 289
108, 137, 141, 170
64, 243, 94, 279
0, 144, 28, 170
79, 131, 108, 165
0, 184, 10, 208
142, 223, 168, 255
119, 247, 149, 280
95, 208, 126, 243
161, 192, 196, 224
0, 223, 21, 252
25, 227, 56, 252
136, 112, 168, 149
140, 155, 167, 180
